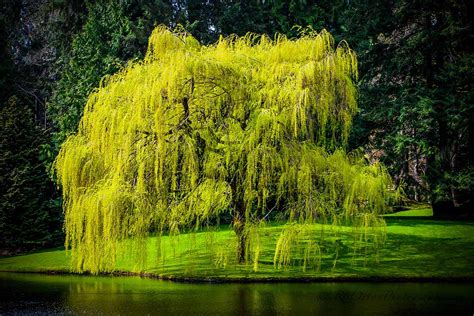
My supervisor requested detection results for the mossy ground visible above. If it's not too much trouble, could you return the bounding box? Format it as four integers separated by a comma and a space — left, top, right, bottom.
1, 207, 473, 280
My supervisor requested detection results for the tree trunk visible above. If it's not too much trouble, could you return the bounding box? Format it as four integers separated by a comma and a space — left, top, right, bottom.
235, 224, 246, 264
232, 207, 246, 264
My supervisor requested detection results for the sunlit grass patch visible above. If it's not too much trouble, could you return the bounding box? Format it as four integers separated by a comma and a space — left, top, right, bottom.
1, 217, 473, 280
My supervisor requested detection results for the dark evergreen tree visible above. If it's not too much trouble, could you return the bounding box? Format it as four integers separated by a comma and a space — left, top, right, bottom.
353, 0, 473, 214
0, 97, 62, 251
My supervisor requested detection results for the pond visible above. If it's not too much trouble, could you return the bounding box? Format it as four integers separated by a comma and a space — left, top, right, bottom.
1, 272, 473, 315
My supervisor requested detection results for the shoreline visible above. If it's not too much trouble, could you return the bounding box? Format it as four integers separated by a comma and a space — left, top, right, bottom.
2, 269, 474, 284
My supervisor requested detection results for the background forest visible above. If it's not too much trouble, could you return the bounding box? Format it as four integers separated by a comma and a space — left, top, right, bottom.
0, 0, 472, 253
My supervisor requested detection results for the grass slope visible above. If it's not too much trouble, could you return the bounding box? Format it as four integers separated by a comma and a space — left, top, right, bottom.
384, 203, 433, 217
1, 209, 473, 280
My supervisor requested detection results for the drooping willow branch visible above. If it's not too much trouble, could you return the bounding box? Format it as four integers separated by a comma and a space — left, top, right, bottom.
55, 26, 398, 274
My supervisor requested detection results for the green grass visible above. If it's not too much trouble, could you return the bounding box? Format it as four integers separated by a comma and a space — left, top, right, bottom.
1, 212, 474, 280
384, 208, 433, 217
383, 203, 433, 217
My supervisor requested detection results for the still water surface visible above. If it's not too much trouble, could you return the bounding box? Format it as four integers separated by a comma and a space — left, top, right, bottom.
1, 272, 473, 315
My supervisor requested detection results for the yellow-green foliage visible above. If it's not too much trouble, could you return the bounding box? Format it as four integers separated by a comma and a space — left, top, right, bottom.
55, 26, 395, 274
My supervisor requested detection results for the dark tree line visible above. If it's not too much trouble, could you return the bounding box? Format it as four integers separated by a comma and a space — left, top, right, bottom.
0, 0, 472, 252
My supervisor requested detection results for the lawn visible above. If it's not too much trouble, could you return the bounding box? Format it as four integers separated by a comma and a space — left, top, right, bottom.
383, 203, 433, 217
1, 207, 473, 281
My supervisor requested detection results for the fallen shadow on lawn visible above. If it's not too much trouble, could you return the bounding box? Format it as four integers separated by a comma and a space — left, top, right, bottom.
374, 232, 474, 277
385, 218, 474, 227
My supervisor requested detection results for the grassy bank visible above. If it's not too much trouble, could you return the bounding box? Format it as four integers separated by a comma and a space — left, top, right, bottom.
383, 204, 433, 217
1, 208, 473, 281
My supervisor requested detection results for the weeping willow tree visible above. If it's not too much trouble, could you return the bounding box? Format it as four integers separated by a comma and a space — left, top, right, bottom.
55, 26, 397, 274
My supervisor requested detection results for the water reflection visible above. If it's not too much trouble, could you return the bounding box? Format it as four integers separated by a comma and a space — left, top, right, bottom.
1, 273, 473, 315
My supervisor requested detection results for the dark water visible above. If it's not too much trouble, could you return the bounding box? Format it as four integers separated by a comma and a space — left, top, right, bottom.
1, 273, 473, 315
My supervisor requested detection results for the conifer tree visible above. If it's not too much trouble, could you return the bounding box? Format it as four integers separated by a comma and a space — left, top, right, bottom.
0, 97, 61, 250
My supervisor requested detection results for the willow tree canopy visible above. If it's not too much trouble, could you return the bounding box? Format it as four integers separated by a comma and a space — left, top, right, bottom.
55, 26, 395, 274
